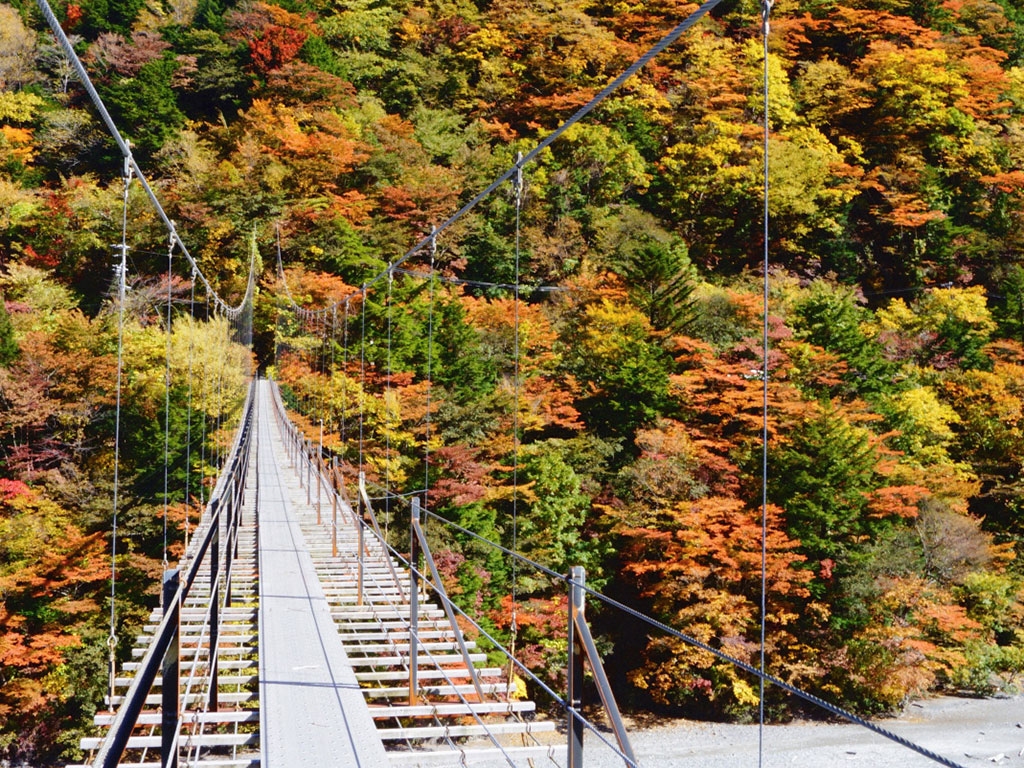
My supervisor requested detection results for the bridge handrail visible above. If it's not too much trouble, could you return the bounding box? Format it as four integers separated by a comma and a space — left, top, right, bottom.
409, 498, 485, 703
349, 495, 641, 768
266, 380, 638, 767
177, 383, 256, 765
416, 497, 971, 768
356, 476, 406, 601
266, 380, 406, 599
92, 377, 257, 768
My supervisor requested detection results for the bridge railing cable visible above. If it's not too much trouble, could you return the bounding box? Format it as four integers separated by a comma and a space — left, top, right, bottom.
362, 493, 970, 768
33, 0, 255, 319
91, 379, 258, 768
268, 380, 638, 768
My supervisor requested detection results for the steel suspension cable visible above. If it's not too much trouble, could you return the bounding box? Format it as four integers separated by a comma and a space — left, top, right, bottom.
359, 285, 367, 476
423, 229, 437, 508
215, 305, 224, 471
308, 311, 314, 413
342, 300, 349, 453
273, 300, 280, 372
330, 305, 336, 436
509, 153, 524, 692
384, 266, 393, 541
34, 0, 255, 320
162, 235, 174, 567
297, 0, 725, 314
200, 292, 209, 508
107, 156, 132, 700
319, 310, 326, 492
759, 3, 774, 765
184, 269, 195, 552
315, 313, 323, 499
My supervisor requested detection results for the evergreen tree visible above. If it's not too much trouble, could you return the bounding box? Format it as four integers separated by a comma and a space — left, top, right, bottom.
792, 283, 896, 394
193, 0, 228, 32
768, 409, 880, 570
0, 294, 18, 366
621, 240, 697, 336
517, 444, 589, 588
995, 266, 1024, 343
101, 56, 185, 156
77, 0, 145, 36
434, 295, 497, 403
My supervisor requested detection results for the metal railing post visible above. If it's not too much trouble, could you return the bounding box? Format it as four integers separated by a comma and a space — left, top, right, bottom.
358, 478, 406, 601
568, 566, 585, 768
209, 502, 220, 713
331, 456, 338, 558
255, 397, 260, 567
409, 497, 420, 705
569, 569, 637, 768
357, 472, 366, 607
161, 568, 180, 768
306, 440, 312, 504
225, 494, 234, 608
317, 420, 323, 524
411, 513, 485, 701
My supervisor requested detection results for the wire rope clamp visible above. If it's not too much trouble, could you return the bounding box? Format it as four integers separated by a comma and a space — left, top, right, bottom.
122, 139, 133, 181
513, 150, 524, 206
761, 0, 774, 35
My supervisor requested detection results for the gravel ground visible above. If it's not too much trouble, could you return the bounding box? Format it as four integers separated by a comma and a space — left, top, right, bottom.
579, 695, 1024, 768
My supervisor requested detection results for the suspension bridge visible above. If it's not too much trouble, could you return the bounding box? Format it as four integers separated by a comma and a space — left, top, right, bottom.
26, 0, 986, 764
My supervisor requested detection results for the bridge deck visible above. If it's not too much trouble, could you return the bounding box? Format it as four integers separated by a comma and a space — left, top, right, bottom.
256, 381, 389, 768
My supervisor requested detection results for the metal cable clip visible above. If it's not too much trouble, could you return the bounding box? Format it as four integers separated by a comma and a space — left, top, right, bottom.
762, 0, 774, 35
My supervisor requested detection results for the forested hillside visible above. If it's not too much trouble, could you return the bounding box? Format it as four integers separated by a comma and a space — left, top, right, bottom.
2, 0, 1024, 763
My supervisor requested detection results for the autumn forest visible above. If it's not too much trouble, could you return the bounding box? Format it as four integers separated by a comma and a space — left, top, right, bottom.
2, 0, 1024, 763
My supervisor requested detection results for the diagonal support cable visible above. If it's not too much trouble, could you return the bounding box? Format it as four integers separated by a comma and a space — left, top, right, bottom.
33, 0, 255, 318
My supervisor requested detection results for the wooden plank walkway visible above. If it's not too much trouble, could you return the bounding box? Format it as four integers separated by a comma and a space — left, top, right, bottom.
256, 381, 390, 768
74, 379, 560, 768
264, 384, 561, 768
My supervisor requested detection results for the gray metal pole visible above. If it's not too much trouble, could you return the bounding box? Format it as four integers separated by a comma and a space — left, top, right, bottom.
409, 497, 420, 705
225, 495, 234, 609
358, 472, 366, 607
332, 456, 338, 558
209, 504, 220, 713
568, 566, 585, 768
161, 568, 180, 768
317, 421, 323, 524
